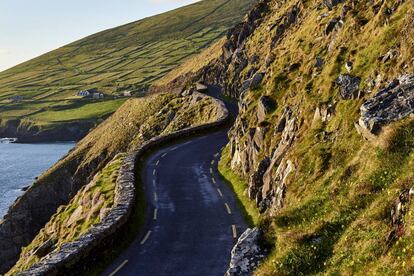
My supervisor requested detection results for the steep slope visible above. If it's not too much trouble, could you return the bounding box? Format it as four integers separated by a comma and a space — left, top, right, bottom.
154, 0, 414, 274
0, 0, 254, 141
0, 91, 225, 273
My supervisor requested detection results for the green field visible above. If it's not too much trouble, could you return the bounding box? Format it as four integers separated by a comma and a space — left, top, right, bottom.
0, 0, 254, 126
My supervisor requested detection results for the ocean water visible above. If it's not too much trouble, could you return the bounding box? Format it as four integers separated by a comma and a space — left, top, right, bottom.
0, 142, 75, 218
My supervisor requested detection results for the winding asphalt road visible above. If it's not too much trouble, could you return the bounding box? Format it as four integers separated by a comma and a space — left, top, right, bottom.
102, 88, 247, 276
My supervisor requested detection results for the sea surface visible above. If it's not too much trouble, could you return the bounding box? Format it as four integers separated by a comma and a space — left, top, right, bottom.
0, 142, 75, 218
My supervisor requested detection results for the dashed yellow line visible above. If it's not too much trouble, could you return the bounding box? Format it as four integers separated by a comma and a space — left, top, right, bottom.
109, 259, 128, 276
232, 225, 237, 239
225, 203, 232, 214
140, 231, 152, 245
153, 208, 158, 220
217, 188, 223, 197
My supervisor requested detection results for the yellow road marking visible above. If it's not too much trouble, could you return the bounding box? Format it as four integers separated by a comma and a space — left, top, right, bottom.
140, 231, 152, 245
109, 259, 128, 276
232, 225, 237, 239
225, 203, 232, 214
153, 209, 158, 220
217, 188, 223, 197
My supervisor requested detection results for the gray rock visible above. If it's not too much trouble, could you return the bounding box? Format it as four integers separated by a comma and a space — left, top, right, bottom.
257, 96, 275, 123
356, 75, 414, 139
345, 61, 353, 72
226, 228, 267, 276
336, 74, 361, 100
34, 239, 55, 258
250, 72, 265, 89
195, 82, 208, 92
315, 57, 325, 69
323, 0, 343, 10
325, 17, 342, 35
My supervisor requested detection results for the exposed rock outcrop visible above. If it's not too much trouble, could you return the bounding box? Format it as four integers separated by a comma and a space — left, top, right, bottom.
226, 228, 267, 276
356, 75, 414, 139
257, 96, 275, 123
336, 74, 361, 100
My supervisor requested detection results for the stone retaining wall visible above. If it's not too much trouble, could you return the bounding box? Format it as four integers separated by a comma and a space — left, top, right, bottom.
19, 94, 228, 275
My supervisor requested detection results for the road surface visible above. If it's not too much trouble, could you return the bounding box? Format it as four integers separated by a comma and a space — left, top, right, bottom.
103, 88, 246, 276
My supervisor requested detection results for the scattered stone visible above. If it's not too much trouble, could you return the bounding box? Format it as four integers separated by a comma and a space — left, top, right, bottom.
315, 57, 325, 69
336, 74, 361, 100
33, 239, 55, 258
325, 17, 342, 35
356, 75, 414, 139
313, 104, 335, 123
381, 49, 400, 63
257, 96, 275, 123
226, 228, 267, 276
195, 82, 208, 92
386, 188, 414, 248
323, 0, 343, 10
250, 72, 265, 89
317, 12, 329, 21
345, 61, 353, 72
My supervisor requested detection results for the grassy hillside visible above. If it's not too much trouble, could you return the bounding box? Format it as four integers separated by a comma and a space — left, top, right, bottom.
0, 0, 253, 131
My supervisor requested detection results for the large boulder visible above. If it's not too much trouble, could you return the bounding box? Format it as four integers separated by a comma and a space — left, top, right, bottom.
356, 75, 414, 139
336, 74, 361, 99
226, 228, 267, 276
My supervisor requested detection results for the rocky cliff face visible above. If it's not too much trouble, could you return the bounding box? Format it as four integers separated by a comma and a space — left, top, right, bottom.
0, 119, 95, 142
154, 0, 414, 274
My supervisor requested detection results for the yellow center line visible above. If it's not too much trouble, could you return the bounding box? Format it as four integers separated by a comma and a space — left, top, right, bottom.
109, 259, 128, 276
232, 225, 237, 239
212, 177, 216, 184
153, 208, 158, 220
140, 231, 152, 245
217, 188, 223, 197
225, 203, 232, 214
